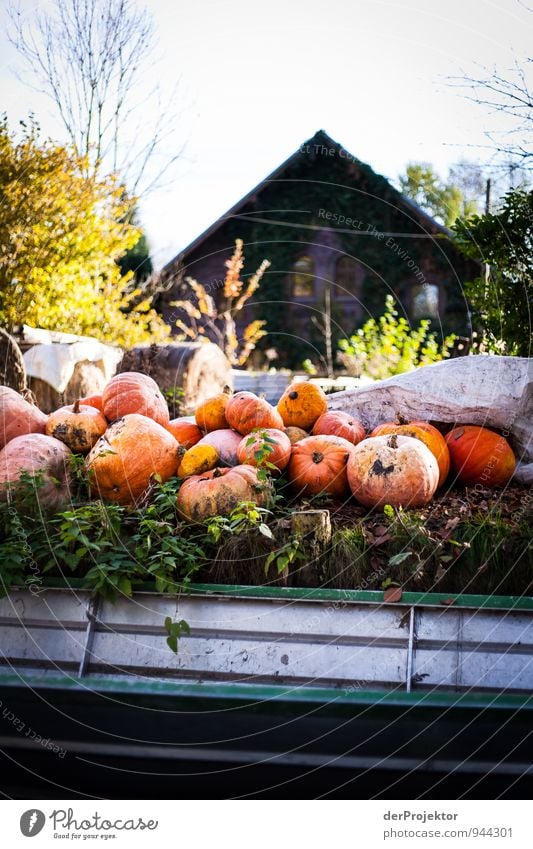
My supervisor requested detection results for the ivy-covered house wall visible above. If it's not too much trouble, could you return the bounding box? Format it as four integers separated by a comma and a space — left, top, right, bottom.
160, 130, 477, 367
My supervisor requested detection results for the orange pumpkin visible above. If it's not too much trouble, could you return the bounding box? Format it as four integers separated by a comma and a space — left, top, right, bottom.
225, 391, 284, 435
46, 399, 107, 454
312, 410, 366, 446
0, 386, 48, 450
166, 417, 203, 449
277, 381, 328, 430
195, 386, 232, 432
86, 414, 180, 505
197, 428, 242, 466
236, 428, 292, 472
176, 464, 269, 522
347, 434, 439, 508
178, 444, 219, 477
0, 433, 72, 513
369, 420, 450, 487
79, 394, 104, 414
102, 372, 169, 426
287, 434, 355, 499
284, 426, 309, 445
444, 425, 516, 487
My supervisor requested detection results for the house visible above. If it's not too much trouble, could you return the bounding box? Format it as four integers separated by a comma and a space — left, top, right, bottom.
159, 130, 476, 368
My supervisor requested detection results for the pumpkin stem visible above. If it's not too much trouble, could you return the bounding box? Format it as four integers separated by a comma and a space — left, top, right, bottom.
388, 434, 399, 449
73, 399, 80, 414
213, 468, 223, 478
312, 451, 324, 464
396, 413, 408, 425
223, 385, 232, 396
289, 390, 298, 400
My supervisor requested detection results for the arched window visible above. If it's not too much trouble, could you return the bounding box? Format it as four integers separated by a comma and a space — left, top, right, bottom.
411, 283, 440, 319
291, 255, 314, 296
335, 256, 358, 292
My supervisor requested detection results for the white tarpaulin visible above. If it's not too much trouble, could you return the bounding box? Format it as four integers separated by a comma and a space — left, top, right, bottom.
327, 355, 533, 484
22, 326, 122, 393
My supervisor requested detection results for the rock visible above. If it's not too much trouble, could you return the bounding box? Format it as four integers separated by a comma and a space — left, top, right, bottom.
327, 356, 533, 484
117, 342, 232, 416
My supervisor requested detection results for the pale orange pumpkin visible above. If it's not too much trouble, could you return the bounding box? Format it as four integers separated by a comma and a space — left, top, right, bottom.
197, 428, 242, 466
79, 394, 105, 415
277, 381, 328, 430
178, 444, 219, 477
312, 410, 366, 446
236, 428, 292, 472
166, 417, 203, 449
0, 386, 48, 450
195, 386, 232, 432
176, 464, 269, 522
86, 414, 180, 505
444, 425, 515, 487
225, 391, 284, 435
0, 433, 73, 513
46, 399, 107, 454
369, 420, 450, 487
284, 426, 309, 445
287, 434, 355, 499
347, 434, 439, 508
102, 372, 169, 426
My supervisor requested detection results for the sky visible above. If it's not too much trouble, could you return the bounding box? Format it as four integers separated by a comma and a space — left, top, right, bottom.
1, 0, 531, 269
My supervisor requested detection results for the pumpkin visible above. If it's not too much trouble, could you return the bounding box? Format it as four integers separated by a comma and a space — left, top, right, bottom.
0, 386, 48, 450
347, 434, 439, 509
225, 391, 284, 435
197, 428, 242, 466
79, 394, 104, 414
102, 372, 169, 426
287, 434, 355, 499
236, 428, 292, 472
178, 444, 219, 477
370, 420, 450, 487
284, 426, 309, 445
444, 425, 516, 487
45, 399, 107, 454
195, 386, 232, 432
166, 417, 203, 449
312, 410, 366, 446
277, 381, 328, 430
0, 433, 73, 513
176, 464, 269, 522
86, 413, 180, 505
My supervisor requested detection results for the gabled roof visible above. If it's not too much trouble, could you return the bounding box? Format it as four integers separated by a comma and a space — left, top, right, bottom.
163, 129, 450, 272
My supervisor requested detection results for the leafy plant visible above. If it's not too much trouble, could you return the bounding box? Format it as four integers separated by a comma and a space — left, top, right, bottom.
205, 501, 274, 544
338, 295, 456, 380
170, 238, 270, 365
453, 188, 532, 355
264, 535, 305, 577
164, 616, 191, 654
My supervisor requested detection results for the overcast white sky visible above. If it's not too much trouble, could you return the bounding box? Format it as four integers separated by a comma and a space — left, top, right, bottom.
1, 0, 531, 269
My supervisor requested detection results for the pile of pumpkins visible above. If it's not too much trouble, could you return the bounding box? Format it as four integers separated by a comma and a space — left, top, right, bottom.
0, 371, 517, 522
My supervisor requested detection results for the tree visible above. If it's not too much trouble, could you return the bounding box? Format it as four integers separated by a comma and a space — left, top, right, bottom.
399, 162, 480, 226
453, 188, 532, 356
8, 0, 182, 195
0, 117, 169, 346
450, 57, 533, 173
170, 239, 270, 366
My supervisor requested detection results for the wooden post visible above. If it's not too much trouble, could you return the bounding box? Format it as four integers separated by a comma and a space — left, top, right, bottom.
290, 509, 332, 588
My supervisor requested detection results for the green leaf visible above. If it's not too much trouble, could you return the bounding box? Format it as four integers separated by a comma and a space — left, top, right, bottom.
258, 523, 274, 539
388, 551, 412, 566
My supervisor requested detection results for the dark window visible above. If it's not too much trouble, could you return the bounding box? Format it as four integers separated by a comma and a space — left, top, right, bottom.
335, 256, 358, 292
291, 255, 314, 296
411, 283, 440, 319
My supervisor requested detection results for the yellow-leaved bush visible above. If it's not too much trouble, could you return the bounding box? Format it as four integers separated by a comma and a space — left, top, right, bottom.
0, 117, 169, 347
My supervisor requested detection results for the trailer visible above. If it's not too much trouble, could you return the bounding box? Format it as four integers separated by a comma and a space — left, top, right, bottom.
0, 581, 532, 797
